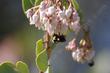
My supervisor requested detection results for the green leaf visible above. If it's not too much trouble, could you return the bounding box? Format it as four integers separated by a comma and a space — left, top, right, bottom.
36, 39, 48, 72
44, 66, 52, 73
36, 39, 44, 56
0, 62, 18, 73
35, 0, 42, 5
22, 0, 33, 12
36, 49, 48, 72
16, 61, 29, 73
71, 0, 79, 11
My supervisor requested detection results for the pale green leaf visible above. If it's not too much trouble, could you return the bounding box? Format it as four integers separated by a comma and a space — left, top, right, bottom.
36, 39, 48, 72
0, 62, 18, 73
36, 39, 44, 56
16, 61, 29, 73
36, 49, 48, 72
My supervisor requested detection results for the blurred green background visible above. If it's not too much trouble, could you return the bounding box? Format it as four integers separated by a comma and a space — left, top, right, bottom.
0, 0, 110, 73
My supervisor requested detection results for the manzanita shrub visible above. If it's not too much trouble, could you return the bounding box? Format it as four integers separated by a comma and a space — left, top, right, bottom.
0, 0, 95, 73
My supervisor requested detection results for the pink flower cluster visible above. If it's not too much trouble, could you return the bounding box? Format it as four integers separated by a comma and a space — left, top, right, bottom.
25, 0, 95, 65
25, 0, 80, 36
66, 38, 95, 63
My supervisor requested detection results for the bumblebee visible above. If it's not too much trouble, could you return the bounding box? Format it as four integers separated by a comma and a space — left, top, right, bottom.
52, 33, 66, 43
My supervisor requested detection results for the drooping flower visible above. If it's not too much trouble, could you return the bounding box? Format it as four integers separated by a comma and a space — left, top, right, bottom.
69, 21, 80, 33
31, 12, 39, 25
25, 8, 35, 25
72, 48, 85, 63
47, 6, 56, 16
39, 1, 47, 11
72, 48, 95, 63
66, 38, 77, 51
72, 11, 80, 22
58, 9, 66, 20
65, 4, 73, 18
25, 8, 34, 18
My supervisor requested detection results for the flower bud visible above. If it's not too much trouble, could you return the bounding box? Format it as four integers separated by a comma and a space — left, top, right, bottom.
79, 39, 86, 47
